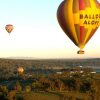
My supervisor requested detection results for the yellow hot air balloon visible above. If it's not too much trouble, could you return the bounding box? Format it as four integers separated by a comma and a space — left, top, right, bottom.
57, 0, 100, 54
17, 67, 24, 76
5, 24, 13, 34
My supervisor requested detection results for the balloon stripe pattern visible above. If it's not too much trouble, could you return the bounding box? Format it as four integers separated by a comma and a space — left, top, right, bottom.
57, 1, 78, 45
57, 0, 100, 50
79, 0, 85, 44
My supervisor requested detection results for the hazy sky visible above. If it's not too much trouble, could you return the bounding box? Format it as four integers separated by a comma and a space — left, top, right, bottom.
0, 0, 100, 59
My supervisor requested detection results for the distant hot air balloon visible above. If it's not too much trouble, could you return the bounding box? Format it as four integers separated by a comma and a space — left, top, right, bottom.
5, 24, 13, 34
17, 67, 24, 75
57, 0, 100, 54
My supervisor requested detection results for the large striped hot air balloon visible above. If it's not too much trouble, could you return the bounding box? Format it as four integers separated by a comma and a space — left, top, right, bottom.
57, 0, 100, 54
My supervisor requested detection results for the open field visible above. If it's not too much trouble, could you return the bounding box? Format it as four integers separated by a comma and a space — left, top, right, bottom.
22, 92, 61, 100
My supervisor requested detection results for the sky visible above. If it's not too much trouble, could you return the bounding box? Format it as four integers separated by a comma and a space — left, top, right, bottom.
0, 0, 100, 59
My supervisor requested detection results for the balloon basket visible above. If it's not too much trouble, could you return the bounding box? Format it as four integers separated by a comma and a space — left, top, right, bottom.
77, 50, 84, 54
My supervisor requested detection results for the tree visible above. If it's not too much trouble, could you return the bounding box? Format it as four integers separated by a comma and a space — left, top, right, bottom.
25, 85, 31, 93
80, 80, 91, 93
7, 90, 16, 100
62, 78, 76, 91
15, 81, 22, 92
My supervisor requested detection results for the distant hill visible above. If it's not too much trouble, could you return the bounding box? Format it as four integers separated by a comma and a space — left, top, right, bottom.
6, 57, 37, 60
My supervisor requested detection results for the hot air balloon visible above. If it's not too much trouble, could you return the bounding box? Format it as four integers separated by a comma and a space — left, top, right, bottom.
5, 24, 13, 34
17, 67, 24, 76
57, 0, 100, 54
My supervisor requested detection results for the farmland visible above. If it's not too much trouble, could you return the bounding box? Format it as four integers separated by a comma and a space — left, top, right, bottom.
0, 58, 100, 100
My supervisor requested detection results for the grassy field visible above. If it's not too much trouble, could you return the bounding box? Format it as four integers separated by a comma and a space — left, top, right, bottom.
16, 91, 92, 100
20, 92, 61, 100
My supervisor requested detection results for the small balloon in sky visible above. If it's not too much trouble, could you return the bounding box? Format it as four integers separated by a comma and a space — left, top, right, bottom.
57, 0, 100, 54
5, 24, 13, 34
